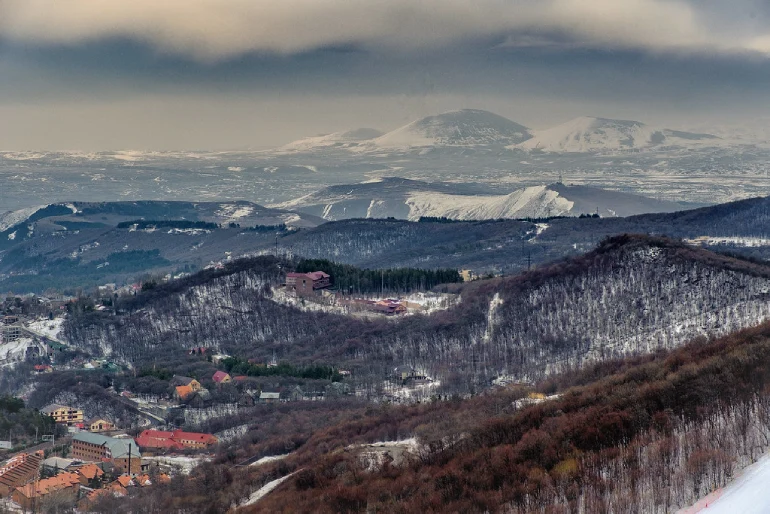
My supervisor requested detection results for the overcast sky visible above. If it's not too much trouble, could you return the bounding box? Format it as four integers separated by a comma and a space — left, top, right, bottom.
3, 0, 770, 150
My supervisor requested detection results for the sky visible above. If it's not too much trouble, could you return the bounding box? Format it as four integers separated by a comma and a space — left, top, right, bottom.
3, 0, 770, 150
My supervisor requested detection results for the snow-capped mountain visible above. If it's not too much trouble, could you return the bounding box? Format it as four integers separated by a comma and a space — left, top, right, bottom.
274, 177, 685, 221
369, 109, 533, 149
277, 128, 383, 153
518, 116, 720, 153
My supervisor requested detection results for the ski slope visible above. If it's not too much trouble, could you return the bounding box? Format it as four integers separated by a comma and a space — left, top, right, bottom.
680, 451, 770, 514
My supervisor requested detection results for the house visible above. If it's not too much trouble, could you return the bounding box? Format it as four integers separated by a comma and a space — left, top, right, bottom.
212, 371, 232, 384
169, 376, 202, 392
12, 472, 80, 511
33, 364, 53, 373
71, 433, 143, 475
77, 482, 127, 511
136, 429, 218, 451
40, 404, 83, 426
188, 347, 208, 356
114, 475, 135, 488
237, 391, 256, 407
393, 366, 429, 383
87, 417, 116, 433
41, 456, 78, 476
460, 269, 476, 282
373, 299, 407, 316
135, 430, 184, 452
0, 451, 44, 496
175, 385, 194, 400
286, 271, 331, 296
259, 392, 281, 404
75, 463, 104, 486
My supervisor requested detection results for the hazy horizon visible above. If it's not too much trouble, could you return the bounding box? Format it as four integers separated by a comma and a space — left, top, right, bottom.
3, 1, 770, 150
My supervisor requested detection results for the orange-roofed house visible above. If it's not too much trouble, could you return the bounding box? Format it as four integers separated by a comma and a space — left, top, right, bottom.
212, 371, 231, 384
175, 385, 194, 400
77, 482, 127, 511
76, 463, 104, 486
171, 430, 218, 449
136, 429, 218, 451
12, 472, 80, 510
136, 430, 184, 452
115, 475, 134, 488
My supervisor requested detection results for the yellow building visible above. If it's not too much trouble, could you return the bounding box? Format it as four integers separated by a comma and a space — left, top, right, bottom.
41, 404, 84, 426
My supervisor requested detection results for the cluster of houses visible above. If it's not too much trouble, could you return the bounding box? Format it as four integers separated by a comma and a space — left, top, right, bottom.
0, 447, 170, 511
171, 374, 283, 405
0, 419, 216, 509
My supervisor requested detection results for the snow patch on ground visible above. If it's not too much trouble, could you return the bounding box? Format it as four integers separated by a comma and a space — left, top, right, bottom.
216, 203, 254, 220
143, 455, 210, 475
241, 471, 298, 506
250, 454, 290, 467
679, 450, 770, 514
0, 206, 44, 232
685, 236, 770, 248
27, 317, 65, 340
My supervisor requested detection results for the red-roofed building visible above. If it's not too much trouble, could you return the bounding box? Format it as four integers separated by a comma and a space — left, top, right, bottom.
136, 429, 218, 451
286, 271, 331, 296
212, 371, 231, 384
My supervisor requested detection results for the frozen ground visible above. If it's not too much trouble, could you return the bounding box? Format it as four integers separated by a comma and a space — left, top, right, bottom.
26, 317, 65, 340
679, 451, 770, 514
241, 471, 298, 506
143, 455, 210, 475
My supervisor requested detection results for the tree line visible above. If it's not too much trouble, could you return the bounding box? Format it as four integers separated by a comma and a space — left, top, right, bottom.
295, 258, 462, 294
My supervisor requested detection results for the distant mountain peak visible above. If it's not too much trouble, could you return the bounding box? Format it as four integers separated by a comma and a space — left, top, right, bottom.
518, 116, 719, 153
371, 109, 533, 148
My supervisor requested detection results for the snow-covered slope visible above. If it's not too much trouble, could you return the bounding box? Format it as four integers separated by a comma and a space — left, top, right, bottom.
518, 116, 719, 153
405, 186, 572, 220
0, 206, 45, 232
371, 109, 533, 149
274, 178, 685, 221
680, 451, 770, 514
277, 128, 383, 153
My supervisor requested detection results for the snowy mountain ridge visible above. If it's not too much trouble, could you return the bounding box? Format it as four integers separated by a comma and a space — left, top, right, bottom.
518, 116, 720, 153
274, 178, 685, 221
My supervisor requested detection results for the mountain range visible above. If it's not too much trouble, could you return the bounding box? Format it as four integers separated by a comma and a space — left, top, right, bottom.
278, 109, 725, 154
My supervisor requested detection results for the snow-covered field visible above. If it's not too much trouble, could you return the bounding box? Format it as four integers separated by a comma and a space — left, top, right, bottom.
680, 451, 770, 514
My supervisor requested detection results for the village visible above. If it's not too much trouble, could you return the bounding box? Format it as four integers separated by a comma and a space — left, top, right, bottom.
0, 268, 450, 511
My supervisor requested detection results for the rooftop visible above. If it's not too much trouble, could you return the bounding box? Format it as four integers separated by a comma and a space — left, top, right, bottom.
73, 432, 141, 459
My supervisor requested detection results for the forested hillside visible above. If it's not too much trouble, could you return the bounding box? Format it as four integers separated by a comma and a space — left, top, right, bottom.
63, 235, 770, 390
